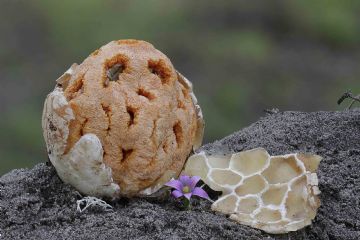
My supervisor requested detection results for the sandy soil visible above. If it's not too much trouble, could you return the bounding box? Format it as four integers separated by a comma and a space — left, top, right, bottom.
1, 109, 359, 239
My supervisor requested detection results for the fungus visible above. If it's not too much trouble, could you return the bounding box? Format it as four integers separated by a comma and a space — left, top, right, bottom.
42, 40, 204, 198
183, 148, 322, 234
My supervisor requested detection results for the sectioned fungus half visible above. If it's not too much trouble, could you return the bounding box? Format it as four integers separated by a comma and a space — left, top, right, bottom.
42, 40, 204, 198
183, 148, 322, 234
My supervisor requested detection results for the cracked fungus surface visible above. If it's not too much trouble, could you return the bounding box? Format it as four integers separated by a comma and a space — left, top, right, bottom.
42, 40, 204, 197
183, 148, 322, 234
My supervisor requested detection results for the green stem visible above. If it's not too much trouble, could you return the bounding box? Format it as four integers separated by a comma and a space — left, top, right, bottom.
182, 198, 191, 210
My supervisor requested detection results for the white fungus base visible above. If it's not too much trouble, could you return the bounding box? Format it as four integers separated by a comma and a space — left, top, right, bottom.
42, 67, 120, 198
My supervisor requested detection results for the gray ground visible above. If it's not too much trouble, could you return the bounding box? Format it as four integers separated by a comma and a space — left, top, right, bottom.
0, 109, 359, 240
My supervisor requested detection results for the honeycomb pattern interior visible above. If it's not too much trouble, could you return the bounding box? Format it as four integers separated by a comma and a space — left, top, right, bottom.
183, 148, 322, 234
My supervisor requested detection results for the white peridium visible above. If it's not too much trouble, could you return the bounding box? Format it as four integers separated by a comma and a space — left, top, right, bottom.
42, 86, 75, 157
183, 148, 322, 234
56, 63, 78, 88
55, 133, 120, 198
176, 71, 204, 150
42, 67, 120, 198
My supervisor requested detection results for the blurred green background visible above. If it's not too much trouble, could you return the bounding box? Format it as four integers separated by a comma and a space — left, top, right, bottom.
1, 0, 359, 175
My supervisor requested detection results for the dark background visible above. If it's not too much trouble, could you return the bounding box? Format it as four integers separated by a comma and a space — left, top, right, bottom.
1, 0, 359, 175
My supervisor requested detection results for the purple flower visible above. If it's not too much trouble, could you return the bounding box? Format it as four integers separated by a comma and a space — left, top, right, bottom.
165, 175, 210, 201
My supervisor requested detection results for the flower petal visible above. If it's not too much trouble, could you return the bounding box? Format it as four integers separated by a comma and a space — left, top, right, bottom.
184, 193, 192, 200
189, 176, 201, 189
171, 190, 184, 198
179, 175, 191, 186
192, 187, 210, 200
165, 179, 183, 191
